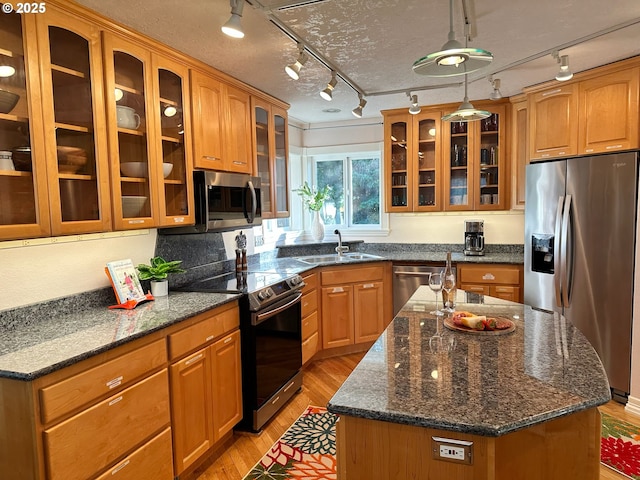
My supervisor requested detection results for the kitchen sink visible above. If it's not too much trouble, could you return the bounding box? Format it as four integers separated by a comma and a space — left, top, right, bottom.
296, 252, 384, 265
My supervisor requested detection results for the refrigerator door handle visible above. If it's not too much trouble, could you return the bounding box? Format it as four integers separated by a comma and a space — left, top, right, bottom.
560, 194, 573, 307
553, 196, 565, 308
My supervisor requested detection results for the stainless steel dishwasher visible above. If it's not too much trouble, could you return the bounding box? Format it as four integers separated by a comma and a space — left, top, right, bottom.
393, 264, 455, 315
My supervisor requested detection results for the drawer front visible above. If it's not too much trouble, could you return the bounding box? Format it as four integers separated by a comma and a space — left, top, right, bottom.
491, 285, 520, 303
301, 290, 318, 318
302, 310, 318, 341
459, 265, 520, 285
44, 369, 170, 480
40, 339, 167, 424
302, 331, 319, 364
169, 304, 239, 360
301, 272, 317, 294
461, 284, 491, 295
94, 428, 173, 480
321, 264, 384, 286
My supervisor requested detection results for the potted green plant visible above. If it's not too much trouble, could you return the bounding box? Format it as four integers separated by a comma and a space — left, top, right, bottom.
293, 181, 331, 241
136, 256, 186, 297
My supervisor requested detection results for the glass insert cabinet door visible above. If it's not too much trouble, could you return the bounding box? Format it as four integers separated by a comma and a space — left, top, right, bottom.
152, 56, 194, 227
37, 8, 111, 235
103, 33, 158, 229
477, 112, 502, 209
446, 120, 471, 210
385, 115, 410, 211
413, 113, 442, 211
253, 102, 272, 214
0, 11, 50, 239
273, 106, 289, 217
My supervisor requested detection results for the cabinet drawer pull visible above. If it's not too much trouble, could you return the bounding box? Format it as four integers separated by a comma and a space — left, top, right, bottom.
362, 283, 375, 289
109, 396, 123, 407
185, 353, 204, 366
233, 160, 245, 165
271, 395, 280, 405
173, 217, 185, 223
128, 219, 145, 224
205, 335, 214, 342
224, 336, 232, 344
111, 459, 130, 475
284, 380, 295, 392
106, 376, 123, 389
606, 144, 623, 150
332, 287, 344, 293
204, 155, 219, 161
482, 273, 495, 280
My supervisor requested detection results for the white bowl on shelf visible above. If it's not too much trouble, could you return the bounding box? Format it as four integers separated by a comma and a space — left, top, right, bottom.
122, 196, 147, 217
120, 162, 147, 178
163, 162, 173, 178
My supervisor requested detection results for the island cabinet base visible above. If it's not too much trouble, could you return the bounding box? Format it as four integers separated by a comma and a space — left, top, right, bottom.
336, 408, 601, 480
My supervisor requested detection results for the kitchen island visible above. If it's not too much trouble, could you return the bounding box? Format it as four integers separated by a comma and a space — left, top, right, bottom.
327, 287, 611, 480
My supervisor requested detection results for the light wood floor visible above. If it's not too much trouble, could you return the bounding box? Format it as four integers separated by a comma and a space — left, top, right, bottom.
190, 352, 638, 480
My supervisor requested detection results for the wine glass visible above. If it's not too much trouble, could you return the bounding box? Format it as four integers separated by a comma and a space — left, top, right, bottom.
442, 271, 456, 313
428, 272, 444, 317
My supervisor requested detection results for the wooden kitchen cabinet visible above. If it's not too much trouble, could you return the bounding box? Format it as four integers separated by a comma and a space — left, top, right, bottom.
102, 33, 159, 229
383, 109, 444, 212
320, 263, 390, 350
168, 302, 242, 475
458, 263, 523, 303
0, 10, 66, 239
252, 96, 289, 218
36, 7, 112, 236
190, 70, 252, 174
510, 95, 528, 209
301, 270, 319, 364
578, 67, 639, 154
443, 102, 508, 211
529, 83, 578, 161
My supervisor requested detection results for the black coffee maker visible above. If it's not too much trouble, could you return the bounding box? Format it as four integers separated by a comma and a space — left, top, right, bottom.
464, 220, 485, 256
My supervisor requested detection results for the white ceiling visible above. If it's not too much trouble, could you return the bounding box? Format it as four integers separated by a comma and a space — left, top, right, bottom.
75, 0, 640, 124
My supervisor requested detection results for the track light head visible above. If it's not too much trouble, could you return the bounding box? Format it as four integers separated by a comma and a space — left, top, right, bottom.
552, 51, 573, 81
408, 93, 421, 115
489, 77, 502, 100
320, 71, 338, 101
221, 0, 245, 39
352, 95, 367, 118
285, 46, 308, 80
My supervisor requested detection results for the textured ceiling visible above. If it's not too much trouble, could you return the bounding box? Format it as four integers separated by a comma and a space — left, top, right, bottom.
75, 0, 640, 124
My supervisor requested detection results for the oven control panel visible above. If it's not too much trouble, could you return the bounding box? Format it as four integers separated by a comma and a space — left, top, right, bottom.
247, 274, 305, 311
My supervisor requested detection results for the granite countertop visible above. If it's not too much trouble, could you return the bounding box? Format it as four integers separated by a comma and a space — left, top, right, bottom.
327, 286, 611, 437
0, 291, 239, 380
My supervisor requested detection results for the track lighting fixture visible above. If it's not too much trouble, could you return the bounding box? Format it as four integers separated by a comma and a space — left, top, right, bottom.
408, 93, 421, 115
221, 0, 245, 39
352, 95, 367, 118
320, 71, 338, 101
489, 76, 502, 100
442, 74, 490, 122
285, 45, 308, 80
552, 51, 573, 81
413, 0, 492, 77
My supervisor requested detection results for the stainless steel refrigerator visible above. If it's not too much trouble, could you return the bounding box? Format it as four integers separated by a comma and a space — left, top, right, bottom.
524, 151, 638, 402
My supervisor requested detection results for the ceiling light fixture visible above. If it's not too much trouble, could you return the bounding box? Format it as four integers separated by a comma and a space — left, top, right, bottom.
285, 44, 308, 80
552, 51, 573, 81
352, 95, 367, 118
320, 71, 337, 101
413, 0, 492, 77
442, 74, 490, 122
221, 0, 245, 39
408, 93, 421, 115
488, 76, 502, 100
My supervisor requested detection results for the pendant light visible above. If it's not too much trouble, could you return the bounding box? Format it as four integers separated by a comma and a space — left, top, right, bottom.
413, 0, 492, 77
442, 74, 490, 122
221, 0, 245, 39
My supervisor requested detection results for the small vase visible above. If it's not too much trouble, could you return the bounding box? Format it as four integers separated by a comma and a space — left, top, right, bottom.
311, 210, 325, 242
150, 279, 169, 297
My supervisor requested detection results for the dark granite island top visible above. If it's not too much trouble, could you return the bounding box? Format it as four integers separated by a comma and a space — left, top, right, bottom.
328, 287, 610, 479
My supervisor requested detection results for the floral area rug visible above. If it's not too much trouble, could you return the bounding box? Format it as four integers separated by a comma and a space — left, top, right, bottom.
243, 406, 337, 480
601, 411, 640, 478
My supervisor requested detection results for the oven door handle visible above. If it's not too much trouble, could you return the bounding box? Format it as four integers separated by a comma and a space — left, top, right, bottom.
253, 291, 302, 326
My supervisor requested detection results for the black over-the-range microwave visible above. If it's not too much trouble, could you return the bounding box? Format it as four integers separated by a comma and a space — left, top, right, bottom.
159, 170, 262, 234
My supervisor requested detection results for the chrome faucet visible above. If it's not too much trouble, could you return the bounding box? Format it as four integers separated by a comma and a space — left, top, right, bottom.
334, 229, 349, 256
